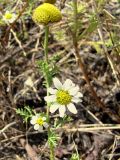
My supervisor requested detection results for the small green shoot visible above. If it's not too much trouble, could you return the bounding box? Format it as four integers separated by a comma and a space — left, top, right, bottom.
16, 106, 34, 123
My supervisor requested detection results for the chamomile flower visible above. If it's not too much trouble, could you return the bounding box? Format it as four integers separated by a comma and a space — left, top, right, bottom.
44, 78, 83, 117
2, 11, 17, 24
30, 114, 48, 132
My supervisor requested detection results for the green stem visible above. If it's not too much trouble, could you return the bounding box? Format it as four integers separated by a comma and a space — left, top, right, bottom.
50, 143, 55, 160
44, 25, 50, 116
44, 25, 55, 160
73, 0, 78, 37
44, 25, 49, 63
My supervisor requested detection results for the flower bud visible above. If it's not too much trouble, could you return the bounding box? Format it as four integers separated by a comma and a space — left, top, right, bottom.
32, 3, 62, 25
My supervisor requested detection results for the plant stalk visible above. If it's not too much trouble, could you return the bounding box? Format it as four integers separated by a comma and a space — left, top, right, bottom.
44, 25, 55, 160
44, 25, 49, 63
72, 0, 105, 109
93, 0, 120, 86
72, 0, 120, 123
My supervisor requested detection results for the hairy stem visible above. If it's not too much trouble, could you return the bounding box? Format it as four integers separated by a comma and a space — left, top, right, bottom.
44, 25, 50, 115
44, 25, 55, 160
44, 25, 49, 63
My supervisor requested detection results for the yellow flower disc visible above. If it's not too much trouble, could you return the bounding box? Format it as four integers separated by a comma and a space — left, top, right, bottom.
32, 8, 50, 25
44, 0, 56, 4
4, 13, 13, 20
32, 3, 62, 25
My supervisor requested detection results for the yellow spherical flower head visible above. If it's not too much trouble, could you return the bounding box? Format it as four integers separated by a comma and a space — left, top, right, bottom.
44, 0, 56, 4
32, 3, 62, 25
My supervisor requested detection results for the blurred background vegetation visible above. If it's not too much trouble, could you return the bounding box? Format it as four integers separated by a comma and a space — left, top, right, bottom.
0, 0, 120, 159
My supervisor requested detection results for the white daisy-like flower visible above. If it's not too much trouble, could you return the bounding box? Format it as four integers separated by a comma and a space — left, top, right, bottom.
2, 11, 17, 24
30, 114, 49, 132
44, 77, 83, 117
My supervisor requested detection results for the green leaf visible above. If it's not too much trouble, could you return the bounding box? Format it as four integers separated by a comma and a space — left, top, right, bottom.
70, 153, 80, 160
48, 130, 59, 147
16, 106, 33, 123
78, 16, 98, 40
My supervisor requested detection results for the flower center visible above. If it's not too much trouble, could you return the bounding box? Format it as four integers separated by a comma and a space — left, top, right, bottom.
56, 90, 72, 105
36, 117, 44, 125
5, 13, 13, 20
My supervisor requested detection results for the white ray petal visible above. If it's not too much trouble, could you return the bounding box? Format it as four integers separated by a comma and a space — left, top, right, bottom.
48, 88, 57, 94
38, 126, 43, 132
30, 119, 36, 125
53, 77, 63, 89
30, 117, 37, 124
44, 95, 56, 102
59, 105, 66, 117
42, 117, 46, 121
69, 86, 79, 95
31, 115, 37, 119
74, 92, 83, 98
67, 103, 77, 114
43, 122, 49, 128
50, 103, 59, 113
34, 124, 40, 130
63, 79, 74, 90
72, 97, 82, 103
